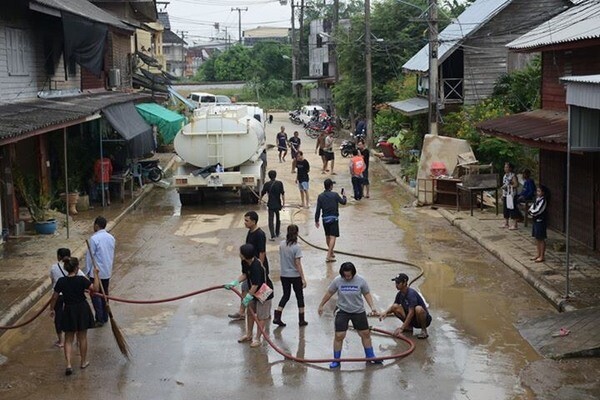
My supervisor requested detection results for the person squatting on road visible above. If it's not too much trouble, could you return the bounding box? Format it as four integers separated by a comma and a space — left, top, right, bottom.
380, 273, 431, 339
225, 244, 275, 348
50, 257, 100, 376
315, 179, 347, 263
229, 211, 269, 321
276, 126, 288, 162
349, 149, 366, 200
274, 224, 308, 327
49, 248, 84, 348
318, 262, 382, 369
260, 170, 285, 241
84, 216, 115, 327
295, 151, 310, 208
528, 186, 548, 263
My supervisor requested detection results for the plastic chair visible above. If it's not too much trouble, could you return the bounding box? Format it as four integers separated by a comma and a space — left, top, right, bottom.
132, 162, 143, 188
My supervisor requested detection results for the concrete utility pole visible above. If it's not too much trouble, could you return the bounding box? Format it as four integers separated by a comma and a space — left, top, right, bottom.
428, 0, 439, 135
179, 30, 188, 77
365, 0, 373, 147
333, 0, 339, 84
231, 7, 248, 44
291, 0, 297, 95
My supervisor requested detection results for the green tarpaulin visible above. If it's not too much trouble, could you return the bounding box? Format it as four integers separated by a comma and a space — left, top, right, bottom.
135, 103, 185, 144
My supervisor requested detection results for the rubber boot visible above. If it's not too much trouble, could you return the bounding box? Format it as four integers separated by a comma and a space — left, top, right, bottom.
298, 312, 308, 326
364, 347, 383, 364
330, 350, 341, 369
273, 310, 286, 327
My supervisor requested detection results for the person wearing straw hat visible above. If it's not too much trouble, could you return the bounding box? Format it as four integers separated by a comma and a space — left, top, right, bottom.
50, 257, 100, 375
380, 273, 431, 339
84, 216, 115, 327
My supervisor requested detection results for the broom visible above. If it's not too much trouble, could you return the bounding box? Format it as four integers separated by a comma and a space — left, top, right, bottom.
86, 239, 131, 359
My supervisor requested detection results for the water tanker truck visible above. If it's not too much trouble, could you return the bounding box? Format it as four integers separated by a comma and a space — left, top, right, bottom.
172, 105, 266, 205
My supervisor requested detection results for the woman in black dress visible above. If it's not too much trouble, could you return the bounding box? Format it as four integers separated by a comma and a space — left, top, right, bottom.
50, 257, 99, 376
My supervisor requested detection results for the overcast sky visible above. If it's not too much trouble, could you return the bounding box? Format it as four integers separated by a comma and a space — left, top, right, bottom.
164, 0, 293, 46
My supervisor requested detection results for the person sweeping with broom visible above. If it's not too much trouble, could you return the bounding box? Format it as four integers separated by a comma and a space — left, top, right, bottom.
50, 257, 100, 376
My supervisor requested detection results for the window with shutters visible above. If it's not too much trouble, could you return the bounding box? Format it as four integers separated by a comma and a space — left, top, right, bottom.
6, 28, 28, 76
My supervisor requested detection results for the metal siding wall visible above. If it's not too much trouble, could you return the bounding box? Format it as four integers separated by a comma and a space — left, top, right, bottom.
569, 152, 595, 248
595, 153, 600, 251
540, 150, 565, 232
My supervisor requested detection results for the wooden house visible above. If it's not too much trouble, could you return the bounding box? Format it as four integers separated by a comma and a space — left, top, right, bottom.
393, 0, 572, 115
0, 0, 158, 237
478, 0, 600, 251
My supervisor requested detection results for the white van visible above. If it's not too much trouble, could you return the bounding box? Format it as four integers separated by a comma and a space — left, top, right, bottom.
300, 105, 325, 124
188, 92, 232, 108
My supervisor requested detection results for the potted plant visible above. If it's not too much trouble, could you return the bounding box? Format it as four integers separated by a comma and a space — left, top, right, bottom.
14, 172, 57, 235
57, 173, 81, 215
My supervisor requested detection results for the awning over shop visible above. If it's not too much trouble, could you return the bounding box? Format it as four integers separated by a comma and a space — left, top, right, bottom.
135, 103, 185, 144
388, 97, 429, 116
103, 102, 155, 158
477, 109, 568, 151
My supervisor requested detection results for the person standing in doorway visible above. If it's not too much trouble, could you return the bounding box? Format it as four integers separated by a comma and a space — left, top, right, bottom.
276, 126, 288, 162
318, 262, 382, 368
84, 216, 115, 327
49, 248, 85, 348
228, 211, 270, 321
260, 170, 285, 241
528, 186, 548, 263
273, 224, 308, 327
315, 179, 347, 262
295, 151, 310, 208
94, 157, 113, 206
357, 140, 371, 198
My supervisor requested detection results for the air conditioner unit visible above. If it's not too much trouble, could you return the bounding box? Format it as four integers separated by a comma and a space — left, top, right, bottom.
109, 68, 121, 88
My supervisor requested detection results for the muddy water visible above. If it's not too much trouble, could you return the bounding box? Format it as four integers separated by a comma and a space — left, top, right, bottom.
1, 115, 598, 399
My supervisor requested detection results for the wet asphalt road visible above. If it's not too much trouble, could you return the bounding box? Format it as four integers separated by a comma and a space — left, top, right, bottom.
1, 114, 599, 400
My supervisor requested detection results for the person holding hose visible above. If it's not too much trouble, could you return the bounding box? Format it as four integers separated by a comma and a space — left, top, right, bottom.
273, 224, 308, 327
225, 244, 274, 348
318, 262, 382, 369
50, 257, 100, 376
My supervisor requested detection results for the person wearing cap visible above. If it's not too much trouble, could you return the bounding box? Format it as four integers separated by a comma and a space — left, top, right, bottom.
318, 262, 382, 368
380, 273, 431, 339
315, 178, 347, 262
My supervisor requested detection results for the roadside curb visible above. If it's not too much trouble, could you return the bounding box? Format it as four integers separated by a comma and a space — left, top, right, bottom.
0, 155, 177, 330
437, 208, 576, 313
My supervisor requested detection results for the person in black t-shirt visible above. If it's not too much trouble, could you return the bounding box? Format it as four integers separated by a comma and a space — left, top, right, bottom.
260, 170, 285, 240
295, 151, 310, 208
225, 243, 274, 348
228, 211, 270, 320
288, 131, 301, 173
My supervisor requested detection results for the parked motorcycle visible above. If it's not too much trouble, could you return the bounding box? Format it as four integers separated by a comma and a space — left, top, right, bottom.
339, 132, 366, 157
288, 110, 303, 125
134, 159, 164, 183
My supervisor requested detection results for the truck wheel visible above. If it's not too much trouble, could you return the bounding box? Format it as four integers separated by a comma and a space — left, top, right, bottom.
241, 188, 259, 204
179, 192, 201, 206
148, 168, 163, 183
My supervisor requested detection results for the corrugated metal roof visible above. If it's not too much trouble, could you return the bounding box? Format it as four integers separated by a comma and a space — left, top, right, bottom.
388, 97, 429, 116
0, 92, 151, 142
560, 74, 600, 84
163, 29, 186, 45
477, 109, 568, 150
403, 0, 513, 72
508, 1, 600, 50
157, 12, 170, 30
31, 0, 132, 31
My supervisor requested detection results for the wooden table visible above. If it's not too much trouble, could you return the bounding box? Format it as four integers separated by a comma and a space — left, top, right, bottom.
456, 183, 499, 216
110, 173, 134, 203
